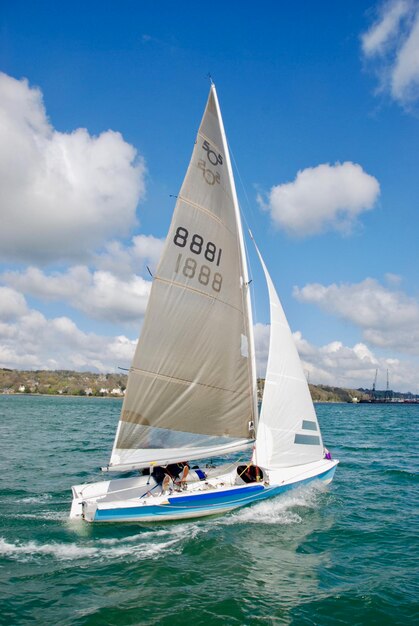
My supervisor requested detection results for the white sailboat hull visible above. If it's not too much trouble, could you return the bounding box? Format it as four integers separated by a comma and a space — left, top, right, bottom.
69, 459, 338, 523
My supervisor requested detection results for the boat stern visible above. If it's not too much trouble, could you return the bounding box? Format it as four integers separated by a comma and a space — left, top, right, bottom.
69, 485, 86, 520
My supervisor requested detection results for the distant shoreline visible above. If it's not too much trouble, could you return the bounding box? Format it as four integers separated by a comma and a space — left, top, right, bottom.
0, 392, 123, 399
1, 368, 418, 403
2, 392, 418, 405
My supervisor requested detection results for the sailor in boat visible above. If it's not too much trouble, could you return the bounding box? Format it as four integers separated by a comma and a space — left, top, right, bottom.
148, 462, 206, 494
236, 464, 263, 484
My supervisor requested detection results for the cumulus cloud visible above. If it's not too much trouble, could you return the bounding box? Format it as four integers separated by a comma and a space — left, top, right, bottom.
294, 278, 419, 355
1, 286, 417, 391
1, 266, 152, 325
253, 322, 270, 378
0, 286, 28, 321
0, 289, 137, 371
94, 234, 165, 277
254, 319, 417, 393
258, 162, 380, 237
295, 332, 418, 392
0, 72, 146, 263
362, 0, 410, 56
361, 0, 419, 106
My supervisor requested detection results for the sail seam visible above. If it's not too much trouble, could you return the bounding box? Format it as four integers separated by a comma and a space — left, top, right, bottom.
153, 276, 245, 315
177, 195, 237, 238
129, 365, 245, 395
198, 130, 224, 158
266, 373, 308, 383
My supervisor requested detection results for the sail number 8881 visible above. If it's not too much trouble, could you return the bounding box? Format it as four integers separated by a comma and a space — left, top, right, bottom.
173, 227, 222, 266
173, 226, 223, 293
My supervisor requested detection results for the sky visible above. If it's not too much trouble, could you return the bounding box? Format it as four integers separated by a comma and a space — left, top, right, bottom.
0, 0, 419, 392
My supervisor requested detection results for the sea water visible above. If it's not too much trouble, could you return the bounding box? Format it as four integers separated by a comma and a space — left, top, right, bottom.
0, 395, 417, 625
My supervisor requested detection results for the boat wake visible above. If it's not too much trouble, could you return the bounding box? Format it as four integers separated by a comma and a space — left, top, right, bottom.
220, 480, 328, 526
0, 483, 329, 564
0, 531, 183, 563
16, 493, 52, 504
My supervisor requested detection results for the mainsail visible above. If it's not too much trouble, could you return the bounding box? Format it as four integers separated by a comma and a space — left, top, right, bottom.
109, 86, 257, 471
254, 245, 324, 468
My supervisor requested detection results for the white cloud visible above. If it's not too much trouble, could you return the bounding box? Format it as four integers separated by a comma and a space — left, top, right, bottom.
1, 266, 152, 325
0, 72, 146, 263
94, 234, 165, 277
384, 272, 403, 285
295, 333, 418, 392
1, 287, 417, 392
294, 278, 419, 355
361, 0, 419, 106
258, 162, 380, 237
392, 11, 419, 101
253, 321, 418, 392
254, 322, 270, 377
0, 286, 28, 321
0, 289, 137, 371
362, 0, 411, 56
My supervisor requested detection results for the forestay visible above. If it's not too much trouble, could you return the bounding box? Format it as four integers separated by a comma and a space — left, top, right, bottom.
109, 86, 257, 471
253, 245, 324, 468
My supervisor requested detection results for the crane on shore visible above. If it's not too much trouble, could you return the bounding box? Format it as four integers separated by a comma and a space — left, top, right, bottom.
371, 369, 378, 401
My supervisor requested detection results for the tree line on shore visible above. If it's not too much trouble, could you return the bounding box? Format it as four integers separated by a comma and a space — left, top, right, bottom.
1, 368, 370, 402
0, 368, 128, 397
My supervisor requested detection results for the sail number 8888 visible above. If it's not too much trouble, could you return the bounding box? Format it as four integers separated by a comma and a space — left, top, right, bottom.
173, 226, 223, 293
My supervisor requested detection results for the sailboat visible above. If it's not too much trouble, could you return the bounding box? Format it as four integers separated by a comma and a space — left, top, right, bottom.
70, 85, 338, 523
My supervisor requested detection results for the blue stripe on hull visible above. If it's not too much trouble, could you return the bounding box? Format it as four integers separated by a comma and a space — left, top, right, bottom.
93, 466, 336, 522
167, 484, 264, 507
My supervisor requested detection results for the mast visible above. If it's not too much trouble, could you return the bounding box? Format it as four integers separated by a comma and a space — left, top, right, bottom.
211, 85, 258, 430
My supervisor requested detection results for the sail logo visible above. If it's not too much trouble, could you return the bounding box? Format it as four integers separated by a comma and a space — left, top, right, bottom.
197, 139, 223, 185
202, 140, 223, 166
197, 159, 220, 185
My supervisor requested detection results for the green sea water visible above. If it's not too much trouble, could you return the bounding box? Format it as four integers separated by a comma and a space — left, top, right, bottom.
0, 395, 417, 625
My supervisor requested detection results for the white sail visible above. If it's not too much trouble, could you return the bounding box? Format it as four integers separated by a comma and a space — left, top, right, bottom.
254, 244, 324, 469
109, 85, 256, 470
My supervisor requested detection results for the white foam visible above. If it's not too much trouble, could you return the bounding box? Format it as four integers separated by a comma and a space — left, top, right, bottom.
16, 511, 68, 521
98, 527, 176, 545
16, 493, 52, 504
0, 537, 98, 561
218, 482, 327, 526
0, 534, 183, 563
0, 483, 329, 563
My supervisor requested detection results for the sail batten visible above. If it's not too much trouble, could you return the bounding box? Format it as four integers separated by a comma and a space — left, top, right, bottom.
128, 365, 246, 395
177, 195, 239, 236
153, 275, 245, 314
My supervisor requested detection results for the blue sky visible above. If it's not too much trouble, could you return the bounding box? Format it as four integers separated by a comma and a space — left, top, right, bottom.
1, 0, 418, 392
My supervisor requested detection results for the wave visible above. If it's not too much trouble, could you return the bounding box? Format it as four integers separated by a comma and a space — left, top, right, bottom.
338, 445, 386, 452
0, 481, 330, 565
215, 481, 328, 527
384, 468, 418, 481
0, 530, 184, 563
15, 493, 53, 504
14, 511, 68, 522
